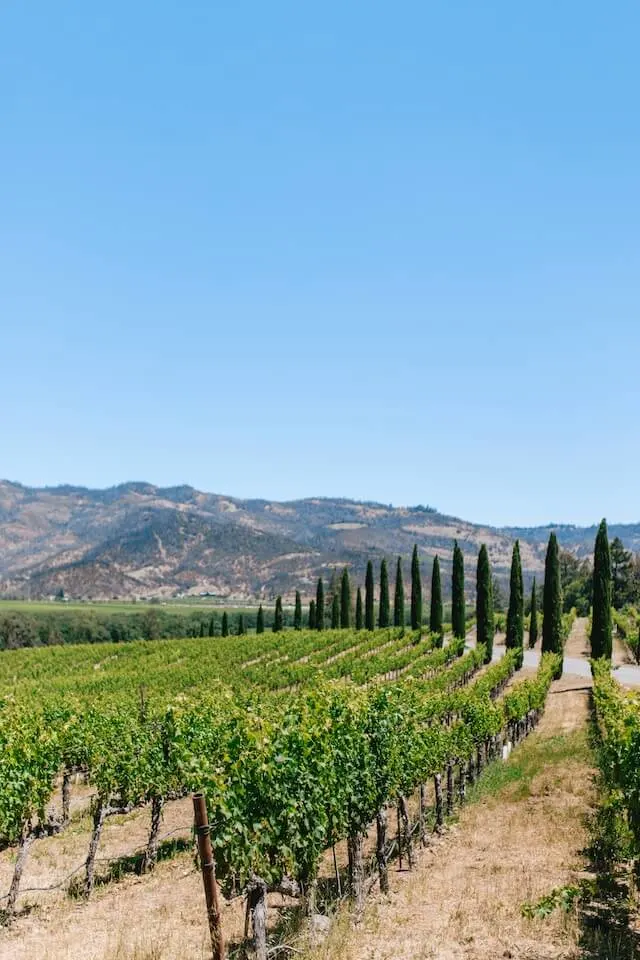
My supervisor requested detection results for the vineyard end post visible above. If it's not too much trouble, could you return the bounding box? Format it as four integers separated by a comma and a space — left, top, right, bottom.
193, 792, 225, 960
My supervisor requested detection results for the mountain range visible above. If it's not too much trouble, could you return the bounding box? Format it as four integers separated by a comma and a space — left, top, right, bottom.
1, 480, 638, 601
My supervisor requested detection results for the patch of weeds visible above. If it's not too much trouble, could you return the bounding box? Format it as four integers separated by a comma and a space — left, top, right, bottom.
466, 729, 592, 807
521, 882, 585, 919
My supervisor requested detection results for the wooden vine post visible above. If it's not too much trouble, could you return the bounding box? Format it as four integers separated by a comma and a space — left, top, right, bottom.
193, 792, 225, 960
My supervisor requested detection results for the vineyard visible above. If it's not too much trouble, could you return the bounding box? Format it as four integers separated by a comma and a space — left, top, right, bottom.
592, 659, 640, 856
0, 611, 563, 958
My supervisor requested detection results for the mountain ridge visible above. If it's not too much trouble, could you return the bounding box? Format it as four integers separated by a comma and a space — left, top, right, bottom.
1, 479, 638, 601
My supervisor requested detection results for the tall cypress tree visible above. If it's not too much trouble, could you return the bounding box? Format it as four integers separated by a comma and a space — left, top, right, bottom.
476, 545, 494, 664
393, 557, 405, 628
273, 596, 284, 633
331, 592, 340, 629
529, 579, 538, 649
308, 600, 316, 630
316, 578, 325, 631
199, 621, 205, 638
542, 532, 563, 678
365, 561, 375, 631
410, 545, 423, 632
221, 611, 229, 637
293, 591, 302, 631
452, 541, 466, 639
506, 540, 524, 668
208, 616, 215, 638
355, 588, 363, 630
591, 519, 613, 660
256, 605, 264, 634
379, 559, 390, 627
340, 568, 351, 628
430, 555, 443, 645
237, 613, 246, 636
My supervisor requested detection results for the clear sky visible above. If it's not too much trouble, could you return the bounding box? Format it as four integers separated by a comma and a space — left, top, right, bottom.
1, 2, 639, 527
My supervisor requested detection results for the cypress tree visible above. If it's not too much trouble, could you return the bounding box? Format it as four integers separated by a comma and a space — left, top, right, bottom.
316, 578, 325, 631
365, 561, 375, 631
452, 540, 466, 639
273, 596, 284, 633
293, 591, 302, 630
355, 588, 363, 630
476, 545, 494, 664
542, 532, 563, 678
221, 611, 229, 637
340, 568, 351, 628
529, 579, 538, 649
591, 519, 613, 660
410, 545, 423, 632
208, 616, 215, 638
308, 600, 316, 630
256, 605, 264, 634
237, 613, 246, 636
430, 555, 443, 645
379, 559, 390, 627
393, 557, 405, 628
331, 592, 340, 629
199, 621, 205, 638
506, 540, 524, 668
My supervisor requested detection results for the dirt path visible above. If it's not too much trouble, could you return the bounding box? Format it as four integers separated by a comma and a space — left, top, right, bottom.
311, 624, 597, 960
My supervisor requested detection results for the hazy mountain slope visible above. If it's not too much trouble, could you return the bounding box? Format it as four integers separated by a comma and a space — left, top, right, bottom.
1, 480, 638, 600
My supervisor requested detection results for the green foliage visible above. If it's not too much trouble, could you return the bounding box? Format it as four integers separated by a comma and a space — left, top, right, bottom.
611, 537, 635, 610
393, 557, 405, 628
0, 626, 558, 889
0, 605, 262, 649
429, 556, 443, 645
559, 549, 592, 616
340, 569, 351, 629
294, 591, 302, 631
331, 592, 340, 629
237, 614, 246, 636
379, 559, 390, 628
273, 597, 284, 633
256, 605, 265, 634
542, 533, 563, 677
221, 611, 229, 637
365, 562, 375, 632
506, 541, 524, 668
476, 545, 494, 664
591, 659, 640, 860
452, 541, 466, 639
308, 600, 316, 631
521, 884, 582, 919
316, 579, 325, 632
410, 545, 422, 631
529, 579, 538, 648
592, 519, 613, 660
355, 588, 363, 631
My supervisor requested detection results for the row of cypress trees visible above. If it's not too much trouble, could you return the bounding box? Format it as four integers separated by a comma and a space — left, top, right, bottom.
302, 544, 466, 637
476, 532, 564, 675
215, 531, 569, 670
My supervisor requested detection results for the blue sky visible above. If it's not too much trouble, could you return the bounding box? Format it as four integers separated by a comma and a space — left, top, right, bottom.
1, 2, 639, 526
